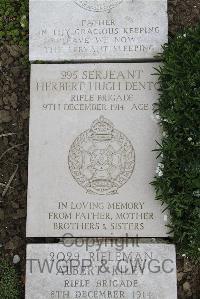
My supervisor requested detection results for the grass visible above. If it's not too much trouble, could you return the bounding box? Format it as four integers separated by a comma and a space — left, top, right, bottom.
152, 24, 200, 261
0, 258, 20, 299
0, 0, 28, 46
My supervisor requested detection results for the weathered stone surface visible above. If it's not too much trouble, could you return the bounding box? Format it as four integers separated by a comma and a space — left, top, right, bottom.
27, 63, 169, 238
25, 242, 177, 299
13, 254, 21, 264
29, 0, 168, 61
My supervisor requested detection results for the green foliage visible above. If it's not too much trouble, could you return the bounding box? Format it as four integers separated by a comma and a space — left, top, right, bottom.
152, 25, 200, 261
0, 259, 20, 299
0, 0, 28, 46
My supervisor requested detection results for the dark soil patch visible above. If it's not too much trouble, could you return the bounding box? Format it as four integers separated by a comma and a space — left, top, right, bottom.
168, 0, 200, 36
0, 1, 200, 298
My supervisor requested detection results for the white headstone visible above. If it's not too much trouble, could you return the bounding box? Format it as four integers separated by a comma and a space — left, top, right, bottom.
26, 242, 177, 299
29, 0, 168, 61
27, 63, 169, 238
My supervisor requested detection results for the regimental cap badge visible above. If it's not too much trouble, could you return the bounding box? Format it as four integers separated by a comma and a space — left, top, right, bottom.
68, 116, 135, 195
74, 0, 123, 12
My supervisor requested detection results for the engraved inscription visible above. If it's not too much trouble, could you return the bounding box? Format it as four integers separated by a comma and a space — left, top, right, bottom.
30, 0, 168, 60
